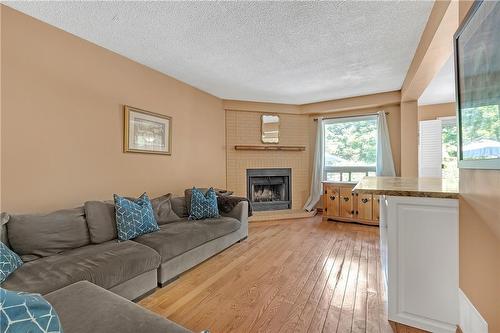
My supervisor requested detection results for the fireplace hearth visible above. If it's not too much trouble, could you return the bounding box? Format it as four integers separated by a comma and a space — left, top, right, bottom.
247, 168, 291, 211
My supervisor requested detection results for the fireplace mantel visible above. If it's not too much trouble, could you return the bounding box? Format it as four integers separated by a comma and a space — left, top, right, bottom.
234, 145, 305, 151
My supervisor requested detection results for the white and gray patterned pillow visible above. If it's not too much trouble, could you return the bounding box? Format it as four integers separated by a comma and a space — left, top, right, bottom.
0, 241, 23, 283
114, 193, 159, 240
0, 288, 62, 333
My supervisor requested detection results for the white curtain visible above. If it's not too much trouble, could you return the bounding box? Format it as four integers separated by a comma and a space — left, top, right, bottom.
304, 118, 324, 212
376, 111, 396, 176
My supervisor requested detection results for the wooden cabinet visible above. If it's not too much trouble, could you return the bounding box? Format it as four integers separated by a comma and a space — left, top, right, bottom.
340, 187, 354, 218
322, 182, 379, 226
373, 195, 380, 221
383, 195, 458, 332
357, 193, 373, 220
325, 185, 340, 217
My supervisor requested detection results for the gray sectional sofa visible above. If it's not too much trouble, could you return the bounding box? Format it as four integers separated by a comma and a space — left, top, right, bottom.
0, 195, 248, 333
46, 281, 192, 333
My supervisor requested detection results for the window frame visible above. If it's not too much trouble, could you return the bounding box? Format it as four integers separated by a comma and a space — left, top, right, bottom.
322, 115, 378, 182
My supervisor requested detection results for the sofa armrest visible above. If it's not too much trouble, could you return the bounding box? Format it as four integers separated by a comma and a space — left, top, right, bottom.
221, 201, 248, 240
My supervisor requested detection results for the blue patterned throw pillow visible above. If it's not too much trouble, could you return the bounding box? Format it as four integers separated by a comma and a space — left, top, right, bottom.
114, 193, 159, 240
0, 242, 23, 284
189, 187, 220, 220
0, 288, 63, 333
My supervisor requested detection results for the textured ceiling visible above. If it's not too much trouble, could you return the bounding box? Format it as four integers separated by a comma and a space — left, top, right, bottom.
4, 1, 434, 104
419, 57, 456, 106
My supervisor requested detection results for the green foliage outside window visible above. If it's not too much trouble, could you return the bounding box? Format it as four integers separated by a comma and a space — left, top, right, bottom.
324, 119, 377, 167
442, 122, 458, 180
461, 105, 500, 145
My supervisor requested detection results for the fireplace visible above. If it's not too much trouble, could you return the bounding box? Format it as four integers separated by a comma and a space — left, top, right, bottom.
247, 168, 291, 211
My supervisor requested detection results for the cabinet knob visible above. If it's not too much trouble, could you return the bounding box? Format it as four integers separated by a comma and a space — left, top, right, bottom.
329, 195, 336, 200
343, 197, 349, 202
361, 198, 369, 204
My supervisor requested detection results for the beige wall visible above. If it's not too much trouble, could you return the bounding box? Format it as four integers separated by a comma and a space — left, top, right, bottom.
400, 101, 418, 177
459, 170, 500, 332
0, 5, 3, 212
418, 102, 456, 121
1, 7, 226, 213
225, 110, 313, 210
457, 2, 500, 332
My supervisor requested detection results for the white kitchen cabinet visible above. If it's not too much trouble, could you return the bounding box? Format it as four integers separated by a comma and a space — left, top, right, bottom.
383, 195, 459, 333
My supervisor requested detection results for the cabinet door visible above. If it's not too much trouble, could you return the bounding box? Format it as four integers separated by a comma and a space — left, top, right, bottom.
357, 194, 373, 220
325, 185, 340, 217
340, 187, 354, 218
373, 195, 380, 221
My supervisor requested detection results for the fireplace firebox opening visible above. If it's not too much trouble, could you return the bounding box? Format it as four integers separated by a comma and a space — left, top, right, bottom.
247, 168, 291, 211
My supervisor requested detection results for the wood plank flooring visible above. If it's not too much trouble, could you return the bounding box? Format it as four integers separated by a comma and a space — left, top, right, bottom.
140, 216, 428, 333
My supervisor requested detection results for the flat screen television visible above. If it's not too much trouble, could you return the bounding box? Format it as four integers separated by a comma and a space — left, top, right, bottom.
454, 0, 500, 169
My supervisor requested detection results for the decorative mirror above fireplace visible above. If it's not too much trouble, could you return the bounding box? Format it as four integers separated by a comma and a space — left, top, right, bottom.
261, 115, 280, 144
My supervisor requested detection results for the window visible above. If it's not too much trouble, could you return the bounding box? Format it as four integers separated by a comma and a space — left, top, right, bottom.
418, 117, 458, 180
441, 118, 458, 180
323, 116, 378, 182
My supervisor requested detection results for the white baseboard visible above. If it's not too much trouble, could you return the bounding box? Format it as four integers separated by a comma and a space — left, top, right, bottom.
459, 289, 488, 333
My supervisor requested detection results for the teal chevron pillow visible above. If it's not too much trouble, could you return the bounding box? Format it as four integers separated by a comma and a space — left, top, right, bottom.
0, 288, 63, 333
189, 187, 220, 220
114, 193, 159, 240
0, 242, 23, 283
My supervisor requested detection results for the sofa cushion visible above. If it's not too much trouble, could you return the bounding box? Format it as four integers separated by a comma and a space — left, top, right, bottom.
114, 193, 159, 240
0, 241, 23, 283
0, 213, 9, 247
189, 188, 219, 220
6, 207, 90, 261
84, 201, 117, 244
45, 281, 192, 333
151, 194, 180, 225
0, 288, 63, 333
170, 197, 188, 218
1, 240, 161, 295
134, 217, 241, 262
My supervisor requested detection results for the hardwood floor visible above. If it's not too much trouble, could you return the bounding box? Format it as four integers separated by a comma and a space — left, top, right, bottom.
140, 216, 428, 333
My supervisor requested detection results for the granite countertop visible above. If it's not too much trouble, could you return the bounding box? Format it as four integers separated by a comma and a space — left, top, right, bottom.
352, 177, 459, 199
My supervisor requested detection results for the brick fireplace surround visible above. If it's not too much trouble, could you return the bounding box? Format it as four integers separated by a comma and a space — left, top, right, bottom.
225, 110, 314, 210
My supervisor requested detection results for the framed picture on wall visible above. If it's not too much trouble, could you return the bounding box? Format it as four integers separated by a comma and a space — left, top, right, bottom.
454, 0, 500, 169
123, 105, 172, 155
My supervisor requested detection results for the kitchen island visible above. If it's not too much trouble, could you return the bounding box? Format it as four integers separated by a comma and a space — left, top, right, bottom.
353, 177, 459, 333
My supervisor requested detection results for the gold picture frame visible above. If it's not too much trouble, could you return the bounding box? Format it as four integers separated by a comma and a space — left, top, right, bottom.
124, 105, 172, 155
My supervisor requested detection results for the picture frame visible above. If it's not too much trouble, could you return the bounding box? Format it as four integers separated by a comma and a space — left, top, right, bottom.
123, 105, 172, 155
454, 0, 500, 169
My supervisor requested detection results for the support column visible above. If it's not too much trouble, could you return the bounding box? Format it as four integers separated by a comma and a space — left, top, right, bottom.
400, 101, 419, 177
